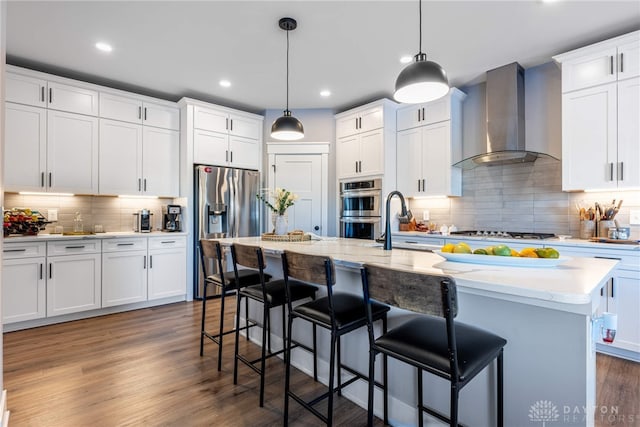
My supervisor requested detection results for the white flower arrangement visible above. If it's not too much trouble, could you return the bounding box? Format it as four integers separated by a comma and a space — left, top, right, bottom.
256, 188, 298, 216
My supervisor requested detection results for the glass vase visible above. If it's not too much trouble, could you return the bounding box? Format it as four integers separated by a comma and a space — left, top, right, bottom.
273, 213, 288, 235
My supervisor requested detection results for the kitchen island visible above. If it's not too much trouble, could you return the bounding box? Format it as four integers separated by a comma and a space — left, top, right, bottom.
216, 236, 618, 426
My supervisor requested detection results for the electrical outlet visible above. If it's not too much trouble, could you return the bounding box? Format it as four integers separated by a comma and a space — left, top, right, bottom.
48, 209, 58, 222
423, 210, 430, 221
630, 209, 640, 225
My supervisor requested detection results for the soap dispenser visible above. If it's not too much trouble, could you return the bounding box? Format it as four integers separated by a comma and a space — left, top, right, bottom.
73, 212, 83, 233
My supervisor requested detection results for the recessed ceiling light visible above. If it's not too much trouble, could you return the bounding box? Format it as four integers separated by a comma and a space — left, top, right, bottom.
400, 55, 413, 64
219, 80, 231, 88
95, 42, 113, 53
320, 90, 331, 97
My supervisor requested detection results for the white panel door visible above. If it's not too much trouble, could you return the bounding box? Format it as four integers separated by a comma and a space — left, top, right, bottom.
143, 102, 180, 130
5, 73, 47, 107
4, 103, 47, 192
148, 248, 187, 300
561, 47, 618, 92
142, 127, 179, 197
99, 119, 143, 195
337, 135, 360, 179
274, 154, 322, 234
229, 135, 260, 170
47, 254, 101, 316
561, 83, 617, 191
2, 257, 46, 323
47, 110, 99, 194
618, 39, 640, 80
194, 106, 228, 133
423, 121, 451, 195
616, 77, 640, 188
99, 92, 143, 124
102, 250, 148, 307
607, 272, 640, 353
229, 114, 260, 140
47, 81, 99, 116
359, 129, 384, 176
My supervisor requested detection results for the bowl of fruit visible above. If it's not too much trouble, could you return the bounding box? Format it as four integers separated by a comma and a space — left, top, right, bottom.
3, 208, 50, 237
434, 242, 567, 267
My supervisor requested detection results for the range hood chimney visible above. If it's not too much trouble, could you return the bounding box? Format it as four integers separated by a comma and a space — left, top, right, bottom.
454, 62, 556, 170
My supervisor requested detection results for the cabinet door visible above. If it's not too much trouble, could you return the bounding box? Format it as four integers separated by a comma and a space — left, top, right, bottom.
560, 47, 618, 92
47, 81, 99, 116
142, 127, 179, 197
2, 257, 46, 323
229, 114, 260, 140
99, 92, 143, 124
618, 39, 640, 80
616, 77, 640, 188
4, 103, 47, 192
359, 107, 384, 133
423, 121, 453, 195
99, 119, 143, 195
5, 73, 47, 107
337, 134, 361, 178
607, 271, 640, 353
359, 129, 384, 176
47, 253, 101, 316
229, 135, 260, 170
397, 106, 422, 131
143, 102, 180, 131
193, 128, 229, 166
47, 110, 99, 194
194, 106, 228, 133
148, 248, 187, 299
561, 84, 617, 191
336, 113, 360, 138
102, 250, 148, 307
397, 128, 423, 197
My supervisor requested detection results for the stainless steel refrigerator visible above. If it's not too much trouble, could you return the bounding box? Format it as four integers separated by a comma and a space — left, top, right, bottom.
194, 165, 260, 298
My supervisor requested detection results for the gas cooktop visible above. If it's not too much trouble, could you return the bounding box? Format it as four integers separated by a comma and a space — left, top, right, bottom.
450, 230, 556, 240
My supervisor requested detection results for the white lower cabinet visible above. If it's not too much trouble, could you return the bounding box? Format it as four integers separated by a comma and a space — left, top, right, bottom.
102, 238, 148, 307
2, 242, 47, 324
147, 236, 187, 300
46, 241, 102, 316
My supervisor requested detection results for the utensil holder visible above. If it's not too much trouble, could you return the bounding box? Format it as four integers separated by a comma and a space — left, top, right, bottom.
597, 220, 615, 238
579, 220, 595, 239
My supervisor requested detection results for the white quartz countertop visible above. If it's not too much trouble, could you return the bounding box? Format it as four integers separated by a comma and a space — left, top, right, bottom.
215, 236, 618, 310
3, 231, 187, 242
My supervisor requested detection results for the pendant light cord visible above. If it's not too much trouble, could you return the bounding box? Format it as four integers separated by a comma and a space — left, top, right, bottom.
418, 0, 423, 55
286, 27, 290, 111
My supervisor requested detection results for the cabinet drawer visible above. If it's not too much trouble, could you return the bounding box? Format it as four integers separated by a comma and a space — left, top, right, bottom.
3, 242, 47, 259
99, 92, 143, 124
149, 236, 186, 250
47, 240, 101, 255
5, 73, 47, 107
102, 238, 148, 252
552, 245, 639, 271
194, 106, 228, 133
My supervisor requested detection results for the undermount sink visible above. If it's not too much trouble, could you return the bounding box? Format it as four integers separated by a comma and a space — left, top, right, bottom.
61, 231, 95, 236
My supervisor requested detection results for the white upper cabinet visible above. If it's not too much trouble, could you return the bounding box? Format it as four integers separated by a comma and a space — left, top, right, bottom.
6, 71, 99, 116
555, 31, 640, 191
187, 101, 263, 170
554, 31, 640, 93
99, 92, 179, 130
335, 99, 397, 180
142, 126, 180, 197
396, 92, 454, 131
396, 89, 465, 197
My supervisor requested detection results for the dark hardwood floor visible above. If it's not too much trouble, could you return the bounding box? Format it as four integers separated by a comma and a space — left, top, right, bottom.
3, 299, 639, 426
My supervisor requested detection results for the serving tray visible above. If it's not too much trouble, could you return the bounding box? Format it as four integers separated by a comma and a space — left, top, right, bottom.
589, 238, 640, 245
433, 250, 570, 268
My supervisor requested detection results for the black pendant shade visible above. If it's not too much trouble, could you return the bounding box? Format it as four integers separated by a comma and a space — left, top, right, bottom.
271, 17, 304, 141
394, 0, 449, 104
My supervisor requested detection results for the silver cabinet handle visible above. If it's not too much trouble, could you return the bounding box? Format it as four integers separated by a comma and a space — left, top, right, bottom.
3, 248, 26, 253
65, 245, 86, 249
150, 255, 153, 268
41, 86, 45, 102
49, 172, 52, 187
138, 106, 142, 120
422, 107, 425, 121
355, 118, 358, 130
161, 240, 175, 244
619, 162, 624, 181
143, 256, 147, 269
417, 109, 421, 122
355, 161, 358, 173
117, 243, 135, 246
418, 179, 421, 192
138, 178, 142, 191
143, 179, 147, 191
41, 172, 45, 188
40, 263, 43, 280
144, 107, 147, 121
230, 151, 233, 163
610, 163, 614, 181
49, 88, 53, 103
610, 56, 614, 75
230, 119, 233, 131
620, 53, 624, 73
226, 118, 229, 130
49, 263, 53, 279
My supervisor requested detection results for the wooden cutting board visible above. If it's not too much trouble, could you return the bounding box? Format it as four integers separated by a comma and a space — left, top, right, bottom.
589, 238, 640, 245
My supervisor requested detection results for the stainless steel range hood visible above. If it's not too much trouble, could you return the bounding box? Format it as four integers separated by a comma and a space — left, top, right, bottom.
454, 62, 557, 170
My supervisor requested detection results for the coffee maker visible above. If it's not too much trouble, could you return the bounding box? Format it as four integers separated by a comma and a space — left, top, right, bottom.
163, 204, 182, 232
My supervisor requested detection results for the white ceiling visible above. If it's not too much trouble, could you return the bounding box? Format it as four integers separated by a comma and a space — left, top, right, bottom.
6, 1, 640, 114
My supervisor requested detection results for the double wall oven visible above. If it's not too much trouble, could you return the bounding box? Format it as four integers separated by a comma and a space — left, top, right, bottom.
339, 178, 382, 240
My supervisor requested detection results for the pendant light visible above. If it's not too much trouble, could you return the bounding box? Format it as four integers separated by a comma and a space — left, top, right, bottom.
271, 17, 304, 141
394, 0, 449, 103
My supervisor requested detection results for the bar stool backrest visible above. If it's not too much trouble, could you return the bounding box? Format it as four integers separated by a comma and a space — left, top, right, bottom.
282, 250, 335, 286
200, 239, 224, 282
231, 243, 265, 271
361, 264, 457, 318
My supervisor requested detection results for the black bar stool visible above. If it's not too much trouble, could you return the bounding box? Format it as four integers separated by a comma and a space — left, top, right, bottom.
281, 250, 390, 426
231, 243, 317, 407
199, 239, 269, 371
361, 264, 507, 426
